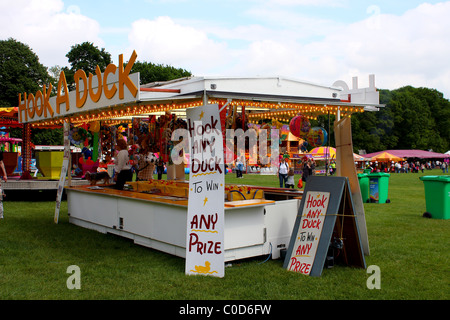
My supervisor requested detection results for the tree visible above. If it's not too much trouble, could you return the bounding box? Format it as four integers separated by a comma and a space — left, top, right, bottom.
351, 86, 450, 153
0, 38, 51, 108
351, 110, 384, 153
63, 42, 112, 90
129, 61, 191, 84
31, 127, 63, 145
0, 39, 62, 144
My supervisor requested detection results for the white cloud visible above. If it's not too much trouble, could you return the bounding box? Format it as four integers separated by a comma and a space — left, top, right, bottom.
127, 16, 228, 74
220, 1, 450, 96
0, 0, 103, 68
245, 6, 346, 37
1, 0, 448, 98
264, 0, 348, 7
321, 2, 450, 94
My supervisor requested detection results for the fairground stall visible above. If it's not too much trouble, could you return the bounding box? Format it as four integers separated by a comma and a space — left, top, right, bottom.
0, 107, 89, 192
17, 51, 381, 276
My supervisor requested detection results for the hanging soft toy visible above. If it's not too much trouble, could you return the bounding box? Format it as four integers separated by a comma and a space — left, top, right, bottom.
235, 112, 249, 130
272, 119, 283, 129
300, 140, 309, 152
116, 125, 126, 142
81, 147, 92, 160
69, 127, 90, 148
128, 144, 140, 167
69, 128, 84, 147
100, 125, 113, 163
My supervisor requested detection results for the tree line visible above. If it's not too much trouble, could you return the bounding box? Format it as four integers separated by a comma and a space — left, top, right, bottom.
351, 87, 449, 153
0, 38, 448, 153
0, 39, 191, 145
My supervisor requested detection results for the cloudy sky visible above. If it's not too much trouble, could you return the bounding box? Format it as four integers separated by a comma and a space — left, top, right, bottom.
1, 0, 449, 98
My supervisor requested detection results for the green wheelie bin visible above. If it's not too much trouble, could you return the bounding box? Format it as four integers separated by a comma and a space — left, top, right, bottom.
357, 173, 370, 203
367, 172, 390, 203
419, 175, 450, 219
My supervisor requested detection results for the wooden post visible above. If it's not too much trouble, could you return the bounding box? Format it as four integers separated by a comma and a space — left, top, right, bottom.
334, 117, 370, 255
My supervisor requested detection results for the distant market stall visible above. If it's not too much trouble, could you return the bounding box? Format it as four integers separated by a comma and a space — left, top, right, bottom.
17, 51, 381, 276
364, 149, 449, 160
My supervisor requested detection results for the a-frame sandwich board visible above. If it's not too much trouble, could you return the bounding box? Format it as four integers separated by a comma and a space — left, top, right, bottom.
283, 176, 366, 277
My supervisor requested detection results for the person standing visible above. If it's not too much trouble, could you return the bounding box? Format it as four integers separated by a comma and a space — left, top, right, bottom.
330, 160, 336, 175
285, 168, 295, 188
0, 151, 8, 219
301, 158, 311, 186
278, 157, 289, 188
156, 157, 165, 180
236, 157, 244, 178
310, 159, 316, 175
395, 162, 401, 173
114, 139, 133, 190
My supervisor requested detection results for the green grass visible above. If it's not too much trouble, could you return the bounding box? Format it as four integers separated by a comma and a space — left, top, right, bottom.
0, 169, 449, 300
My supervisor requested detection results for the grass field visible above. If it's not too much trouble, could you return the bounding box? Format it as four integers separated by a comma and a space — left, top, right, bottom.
0, 169, 448, 300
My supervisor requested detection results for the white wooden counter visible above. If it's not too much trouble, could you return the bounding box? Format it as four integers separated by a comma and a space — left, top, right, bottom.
66, 185, 300, 261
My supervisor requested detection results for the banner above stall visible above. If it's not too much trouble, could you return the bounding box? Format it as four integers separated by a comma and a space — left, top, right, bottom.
18, 51, 140, 124
17, 50, 382, 127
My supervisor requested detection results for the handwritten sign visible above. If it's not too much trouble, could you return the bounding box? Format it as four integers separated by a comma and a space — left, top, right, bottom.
284, 176, 366, 277
285, 191, 329, 275
185, 104, 225, 278
54, 122, 70, 224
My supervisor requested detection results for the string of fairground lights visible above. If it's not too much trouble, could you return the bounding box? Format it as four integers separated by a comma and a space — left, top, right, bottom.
30, 99, 364, 127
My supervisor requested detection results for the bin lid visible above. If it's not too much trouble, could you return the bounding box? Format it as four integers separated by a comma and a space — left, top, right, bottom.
420, 175, 450, 182
367, 172, 390, 177
357, 173, 368, 177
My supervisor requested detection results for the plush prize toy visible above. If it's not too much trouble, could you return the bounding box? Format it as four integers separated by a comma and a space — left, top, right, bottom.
136, 152, 157, 181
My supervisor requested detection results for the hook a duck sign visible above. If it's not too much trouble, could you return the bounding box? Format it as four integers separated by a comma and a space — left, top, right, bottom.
283, 176, 366, 277
185, 104, 225, 278
18, 51, 139, 123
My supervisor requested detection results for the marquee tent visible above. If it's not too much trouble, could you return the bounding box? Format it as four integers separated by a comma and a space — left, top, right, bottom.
307, 147, 368, 161
369, 151, 405, 162
307, 146, 336, 159
363, 149, 448, 159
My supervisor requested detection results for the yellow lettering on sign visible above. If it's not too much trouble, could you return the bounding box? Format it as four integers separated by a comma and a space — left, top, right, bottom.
35, 90, 43, 117
118, 50, 138, 99
27, 93, 35, 119
43, 84, 54, 118
89, 65, 102, 103
56, 71, 70, 113
103, 63, 117, 99
18, 51, 139, 122
18, 93, 27, 122
74, 69, 88, 108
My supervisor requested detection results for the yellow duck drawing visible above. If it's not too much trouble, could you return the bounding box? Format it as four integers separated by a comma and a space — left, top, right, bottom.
194, 261, 211, 273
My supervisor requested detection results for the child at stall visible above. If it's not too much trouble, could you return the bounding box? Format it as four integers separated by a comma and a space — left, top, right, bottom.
285, 168, 295, 188
114, 138, 133, 190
